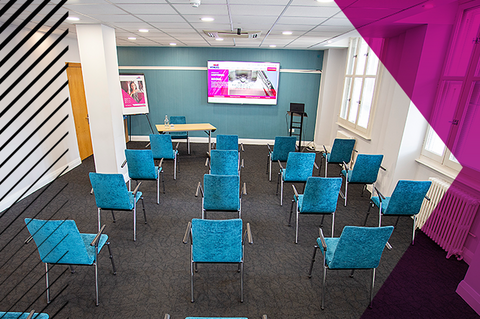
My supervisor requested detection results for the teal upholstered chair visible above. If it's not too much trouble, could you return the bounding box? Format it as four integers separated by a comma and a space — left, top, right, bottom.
89, 172, 146, 241
196, 174, 246, 219
321, 138, 356, 177
124, 149, 164, 204
308, 226, 394, 309
276, 152, 317, 206
24, 219, 116, 306
183, 219, 253, 303
216, 134, 244, 168
266, 136, 297, 181
208, 149, 241, 176
341, 154, 384, 206
169, 116, 190, 154
149, 134, 179, 180
365, 180, 431, 245
289, 177, 342, 243
0, 311, 49, 319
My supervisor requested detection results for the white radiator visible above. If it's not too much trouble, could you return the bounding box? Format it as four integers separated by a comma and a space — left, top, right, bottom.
419, 177, 480, 260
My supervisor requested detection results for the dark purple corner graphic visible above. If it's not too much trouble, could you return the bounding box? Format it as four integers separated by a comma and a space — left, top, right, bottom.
335, 0, 480, 186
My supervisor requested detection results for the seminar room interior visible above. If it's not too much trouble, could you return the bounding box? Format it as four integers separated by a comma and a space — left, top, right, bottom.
2, 0, 480, 318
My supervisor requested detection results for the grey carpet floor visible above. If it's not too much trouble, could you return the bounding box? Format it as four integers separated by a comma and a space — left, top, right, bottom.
0, 142, 417, 319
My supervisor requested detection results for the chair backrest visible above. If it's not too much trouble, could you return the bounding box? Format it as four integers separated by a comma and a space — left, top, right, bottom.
216, 134, 239, 151
191, 218, 243, 263
169, 116, 187, 138
329, 226, 394, 269
384, 180, 432, 216
300, 177, 342, 213
329, 138, 356, 163
349, 154, 383, 184
0, 312, 49, 319
125, 149, 157, 180
203, 174, 240, 211
89, 173, 133, 210
149, 134, 174, 159
271, 136, 297, 162
284, 152, 316, 182
170, 116, 186, 125
210, 150, 239, 176
24, 218, 92, 265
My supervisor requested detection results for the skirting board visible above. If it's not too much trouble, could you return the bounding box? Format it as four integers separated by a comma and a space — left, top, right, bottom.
0, 158, 82, 213
457, 280, 480, 316
129, 135, 315, 148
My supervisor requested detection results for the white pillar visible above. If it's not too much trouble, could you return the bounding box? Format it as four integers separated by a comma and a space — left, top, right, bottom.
76, 24, 127, 178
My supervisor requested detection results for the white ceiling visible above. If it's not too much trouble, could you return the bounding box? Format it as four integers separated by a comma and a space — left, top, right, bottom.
1, 0, 362, 49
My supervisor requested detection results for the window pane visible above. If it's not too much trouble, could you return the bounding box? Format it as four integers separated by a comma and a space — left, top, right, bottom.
452, 81, 480, 169
424, 126, 445, 156
431, 81, 462, 141
355, 39, 368, 75
346, 38, 357, 75
365, 48, 379, 75
348, 78, 363, 123
357, 78, 376, 128
444, 7, 480, 77
449, 152, 460, 164
339, 77, 352, 119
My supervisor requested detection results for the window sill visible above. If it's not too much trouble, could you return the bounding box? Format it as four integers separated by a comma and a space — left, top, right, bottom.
415, 156, 460, 181
336, 122, 371, 141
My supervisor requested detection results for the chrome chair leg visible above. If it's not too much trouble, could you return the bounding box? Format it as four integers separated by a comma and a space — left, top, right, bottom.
331, 213, 335, 238
190, 261, 194, 303
133, 203, 137, 242
369, 268, 376, 308
295, 210, 299, 244
308, 245, 318, 278
288, 200, 294, 226
321, 255, 326, 310
107, 242, 117, 274
156, 174, 160, 205
162, 170, 165, 194
97, 208, 102, 231
412, 215, 417, 245
280, 178, 284, 206
94, 261, 99, 306
350, 269, 355, 277
45, 263, 50, 303
111, 210, 116, 223
364, 203, 372, 226
240, 261, 244, 303
141, 197, 147, 224
69, 265, 75, 274
174, 154, 177, 180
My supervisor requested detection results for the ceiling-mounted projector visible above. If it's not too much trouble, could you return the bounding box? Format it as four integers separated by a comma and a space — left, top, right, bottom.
190, 0, 201, 7
203, 29, 261, 39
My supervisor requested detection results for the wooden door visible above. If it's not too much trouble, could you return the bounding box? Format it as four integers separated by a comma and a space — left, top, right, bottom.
66, 62, 93, 160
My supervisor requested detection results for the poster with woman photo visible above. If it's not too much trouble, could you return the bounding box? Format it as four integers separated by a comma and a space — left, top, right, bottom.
120, 74, 150, 115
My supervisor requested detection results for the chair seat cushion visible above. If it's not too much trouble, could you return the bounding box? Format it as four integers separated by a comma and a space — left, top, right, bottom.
317, 237, 339, 266
0, 313, 49, 319
371, 196, 390, 213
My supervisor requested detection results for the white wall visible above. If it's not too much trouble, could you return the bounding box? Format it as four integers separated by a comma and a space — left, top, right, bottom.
0, 27, 82, 212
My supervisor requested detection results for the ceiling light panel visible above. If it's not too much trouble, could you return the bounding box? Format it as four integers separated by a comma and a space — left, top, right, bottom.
229, 4, 286, 16
284, 6, 340, 17
116, 4, 177, 15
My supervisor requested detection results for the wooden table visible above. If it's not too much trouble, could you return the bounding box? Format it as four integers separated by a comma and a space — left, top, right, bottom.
156, 123, 217, 155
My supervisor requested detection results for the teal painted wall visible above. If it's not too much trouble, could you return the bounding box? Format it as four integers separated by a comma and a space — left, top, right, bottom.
117, 47, 323, 140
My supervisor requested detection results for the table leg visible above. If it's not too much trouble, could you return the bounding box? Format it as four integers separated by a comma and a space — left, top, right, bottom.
208, 130, 211, 156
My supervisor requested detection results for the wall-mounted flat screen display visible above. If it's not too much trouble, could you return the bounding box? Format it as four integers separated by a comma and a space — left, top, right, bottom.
207, 61, 280, 105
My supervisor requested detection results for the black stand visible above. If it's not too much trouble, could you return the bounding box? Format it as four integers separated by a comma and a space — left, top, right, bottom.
288, 111, 307, 152
126, 113, 155, 142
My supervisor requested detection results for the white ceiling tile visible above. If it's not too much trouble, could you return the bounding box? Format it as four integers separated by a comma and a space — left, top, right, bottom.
64, 4, 126, 15
116, 4, 177, 15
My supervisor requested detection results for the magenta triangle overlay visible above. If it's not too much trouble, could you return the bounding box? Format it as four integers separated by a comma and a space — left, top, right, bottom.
334, 0, 480, 189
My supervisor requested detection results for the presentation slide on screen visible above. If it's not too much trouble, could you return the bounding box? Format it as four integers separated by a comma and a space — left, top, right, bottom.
208, 61, 280, 105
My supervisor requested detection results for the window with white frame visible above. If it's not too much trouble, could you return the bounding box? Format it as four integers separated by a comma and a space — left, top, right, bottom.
338, 37, 383, 137
420, 5, 480, 173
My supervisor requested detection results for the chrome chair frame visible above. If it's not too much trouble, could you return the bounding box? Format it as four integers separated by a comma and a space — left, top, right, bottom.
183, 220, 253, 303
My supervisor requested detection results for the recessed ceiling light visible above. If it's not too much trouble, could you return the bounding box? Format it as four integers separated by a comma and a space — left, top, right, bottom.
67, 16, 80, 21
327, 40, 332, 44
316, 0, 334, 3
201, 17, 214, 22
170, 43, 177, 46
282, 31, 292, 35
138, 29, 149, 33
128, 37, 136, 40
269, 45, 277, 48
215, 38, 224, 41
